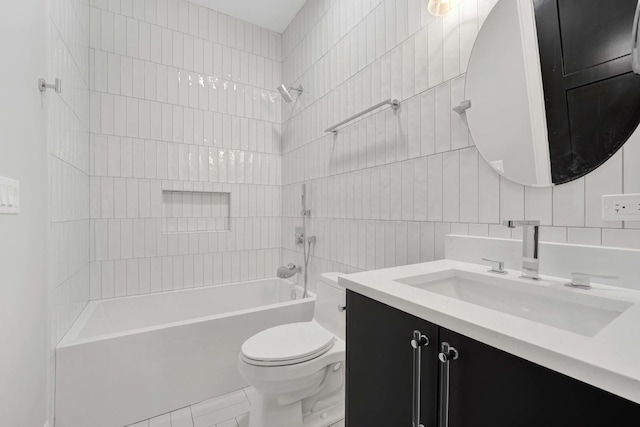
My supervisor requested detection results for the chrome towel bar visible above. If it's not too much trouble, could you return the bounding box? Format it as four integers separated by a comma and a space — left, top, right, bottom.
325, 98, 400, 135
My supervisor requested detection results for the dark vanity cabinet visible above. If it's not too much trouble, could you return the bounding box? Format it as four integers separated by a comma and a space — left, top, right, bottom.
345, 290, 439, 427
346, 291, 640, 427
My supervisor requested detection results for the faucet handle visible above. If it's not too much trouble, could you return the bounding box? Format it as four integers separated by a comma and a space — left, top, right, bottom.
482, 258, 506, 274
503, 220, 541, 228
565, 272, 619, 290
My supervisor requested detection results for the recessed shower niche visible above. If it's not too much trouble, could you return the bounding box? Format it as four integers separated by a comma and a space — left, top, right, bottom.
162, 187, 230, 234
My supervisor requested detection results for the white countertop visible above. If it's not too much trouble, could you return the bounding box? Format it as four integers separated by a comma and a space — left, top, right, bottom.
339, 259, 640, 404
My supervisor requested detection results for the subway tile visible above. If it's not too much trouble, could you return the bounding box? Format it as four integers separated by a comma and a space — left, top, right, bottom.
402, 38, 415, 99
401, 160, 414, 220
101, 11, 114, 52
427, 154, 443, 221
539, 226, 566, 243
442, 6, 460, 81
434, 82, 451, 153
553, 177, 585, 227
478, 158, 500, 223
139, 22, 151, 61
524, 186, 552, 226
127, 18, 139, 57
459, 147, 479, 223
585, 151, 622, 228
427, 17, 443, 87
414, 157, 428, 221
602, 229, 640, 250
459, 0, 478, 72
420, 89, 435, 155
500, 177, 525, 222
442, 150, 460, 222
567, 228, 601, 246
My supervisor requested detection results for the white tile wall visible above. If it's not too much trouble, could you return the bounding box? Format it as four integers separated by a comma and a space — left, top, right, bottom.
280, 0, 640, 290
50, 0, 91, 340
89, 0, 284, 299
49, 0, 91, 424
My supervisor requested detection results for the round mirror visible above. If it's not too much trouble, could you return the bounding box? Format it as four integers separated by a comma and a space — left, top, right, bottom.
465, 0, 640, 187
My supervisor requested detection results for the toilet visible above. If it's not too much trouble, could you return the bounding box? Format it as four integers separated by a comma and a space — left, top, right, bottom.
238, 272, 346, 427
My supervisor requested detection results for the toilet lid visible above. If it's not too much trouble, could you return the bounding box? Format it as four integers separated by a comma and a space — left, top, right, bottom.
241, 322, 335, 366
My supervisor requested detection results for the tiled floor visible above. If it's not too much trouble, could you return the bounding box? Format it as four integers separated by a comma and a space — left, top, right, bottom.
127, 387, 345, 427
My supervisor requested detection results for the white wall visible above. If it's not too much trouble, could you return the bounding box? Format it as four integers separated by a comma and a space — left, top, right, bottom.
280, 0, 640, 288
0, 1, 49, 426
88, 0, 283, 299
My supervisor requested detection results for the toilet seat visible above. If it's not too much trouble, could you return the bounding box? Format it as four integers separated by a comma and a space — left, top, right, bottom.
241, 322, 336, 367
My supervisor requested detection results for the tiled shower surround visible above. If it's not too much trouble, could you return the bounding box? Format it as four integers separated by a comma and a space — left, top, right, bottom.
48, 0, 91, 423
88, 0, 283, 298
280, 0, 640, 290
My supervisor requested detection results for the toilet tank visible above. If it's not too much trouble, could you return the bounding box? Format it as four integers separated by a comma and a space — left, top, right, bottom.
314, 272, 346, 341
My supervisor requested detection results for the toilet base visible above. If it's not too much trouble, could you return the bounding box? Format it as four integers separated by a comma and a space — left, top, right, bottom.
247, 363, 345, 427
301, 399, 344, 427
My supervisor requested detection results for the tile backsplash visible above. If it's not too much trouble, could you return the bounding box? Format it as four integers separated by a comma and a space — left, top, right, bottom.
88, 0, 283, 299
280, 0, 640, 290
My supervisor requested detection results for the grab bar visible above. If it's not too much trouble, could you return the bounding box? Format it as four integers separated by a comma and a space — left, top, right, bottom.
438, 342, 459, 427
325, 98, 400, 135
411, 330, 429, 427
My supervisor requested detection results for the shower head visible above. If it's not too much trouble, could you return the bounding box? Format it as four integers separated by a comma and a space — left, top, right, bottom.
277, 83, 304, 103
277, 84, 293, 102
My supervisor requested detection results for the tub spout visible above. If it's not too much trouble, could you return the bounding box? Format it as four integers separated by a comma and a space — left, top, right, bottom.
277, 263, 301, 279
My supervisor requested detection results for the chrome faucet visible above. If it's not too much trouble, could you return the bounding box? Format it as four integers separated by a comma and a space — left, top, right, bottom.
277, 263, 301, 279
503, 220, 540, 280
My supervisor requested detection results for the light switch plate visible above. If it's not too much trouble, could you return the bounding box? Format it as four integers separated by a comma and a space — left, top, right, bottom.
0, 177, 20, 214
602, 194, 640, 221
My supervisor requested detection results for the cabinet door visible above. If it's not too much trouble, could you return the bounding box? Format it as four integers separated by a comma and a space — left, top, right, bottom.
441, 328, 640, 427
534, 0, 640, 184
346, 291, 439, 427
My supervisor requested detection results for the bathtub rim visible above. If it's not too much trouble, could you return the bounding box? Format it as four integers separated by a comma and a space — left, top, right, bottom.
58, 277, 315, 349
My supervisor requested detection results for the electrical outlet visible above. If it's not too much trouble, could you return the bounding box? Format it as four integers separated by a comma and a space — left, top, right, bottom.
602, 194, 640, 221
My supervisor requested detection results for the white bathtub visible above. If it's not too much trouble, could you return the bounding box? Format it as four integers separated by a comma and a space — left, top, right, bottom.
55, 278, 315, 427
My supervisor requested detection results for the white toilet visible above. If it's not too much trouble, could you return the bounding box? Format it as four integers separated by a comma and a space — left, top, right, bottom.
238, 272, 346, 427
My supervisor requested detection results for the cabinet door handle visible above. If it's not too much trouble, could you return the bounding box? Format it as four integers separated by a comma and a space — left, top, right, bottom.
411, 330, 429, 427
438, 342, 459, 427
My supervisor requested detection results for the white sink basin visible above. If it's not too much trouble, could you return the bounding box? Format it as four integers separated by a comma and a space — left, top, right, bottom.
396, 269, 632, 337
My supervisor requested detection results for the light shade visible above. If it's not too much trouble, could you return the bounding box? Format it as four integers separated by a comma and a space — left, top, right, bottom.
427, 0, 461, 16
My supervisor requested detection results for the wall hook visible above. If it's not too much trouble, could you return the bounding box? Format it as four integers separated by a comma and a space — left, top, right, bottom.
452, 99, 471, 114
38, 78, 62, 94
